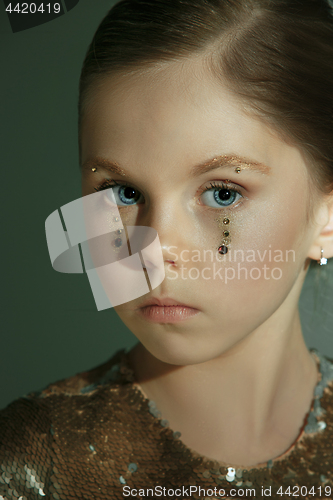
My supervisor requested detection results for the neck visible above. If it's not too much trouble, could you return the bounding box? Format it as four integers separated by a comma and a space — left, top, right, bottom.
128, 307, 318, 467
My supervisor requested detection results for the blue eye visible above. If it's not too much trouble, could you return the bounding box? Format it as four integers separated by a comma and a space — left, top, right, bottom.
201, 183, 242, 208
116, 185, 142, 205
95, 181, 143, 206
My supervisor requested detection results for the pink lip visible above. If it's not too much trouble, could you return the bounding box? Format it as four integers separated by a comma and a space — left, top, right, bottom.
138, 297, 193, 308
136, 297, 200, 323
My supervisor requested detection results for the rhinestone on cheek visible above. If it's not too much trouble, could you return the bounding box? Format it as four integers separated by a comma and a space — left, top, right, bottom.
128, 463, 138, 473
113, 237, 123, 248
218, 245, 228, 255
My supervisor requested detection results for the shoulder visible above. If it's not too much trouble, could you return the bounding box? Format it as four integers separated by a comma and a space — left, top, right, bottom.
269, 353, 333, 487
0, 394, 53, 498
308, 353, 333, 452
0, 350, 137, 497
0, 349, 130, 431
30, 348, 131, 397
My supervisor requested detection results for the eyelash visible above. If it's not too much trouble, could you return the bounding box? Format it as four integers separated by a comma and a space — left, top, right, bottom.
94, 179, 131, 193
200, 181, 242, 197
94, 178, 243, 208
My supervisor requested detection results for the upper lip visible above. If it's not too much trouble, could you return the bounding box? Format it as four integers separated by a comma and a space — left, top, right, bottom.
138, 297, 196, 308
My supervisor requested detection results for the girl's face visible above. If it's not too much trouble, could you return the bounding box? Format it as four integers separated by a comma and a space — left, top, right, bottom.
81, 56, 324, 365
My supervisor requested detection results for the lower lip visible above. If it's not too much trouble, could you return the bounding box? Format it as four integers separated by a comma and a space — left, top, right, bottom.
137, 305, 200, 323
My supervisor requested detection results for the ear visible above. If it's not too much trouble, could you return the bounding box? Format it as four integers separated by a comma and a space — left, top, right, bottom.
307, 193, 333, 262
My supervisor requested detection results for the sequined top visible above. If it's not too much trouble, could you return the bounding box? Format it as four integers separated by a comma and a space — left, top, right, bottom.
1, 350, 332, 500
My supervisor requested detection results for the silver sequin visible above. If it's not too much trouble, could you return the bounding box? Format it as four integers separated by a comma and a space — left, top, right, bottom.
128, 463, 138, 473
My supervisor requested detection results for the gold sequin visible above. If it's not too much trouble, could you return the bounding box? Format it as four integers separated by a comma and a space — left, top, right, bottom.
0, 350, 332, 499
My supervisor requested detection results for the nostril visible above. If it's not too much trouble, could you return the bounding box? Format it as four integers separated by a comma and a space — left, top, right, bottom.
142, 258, 156, 269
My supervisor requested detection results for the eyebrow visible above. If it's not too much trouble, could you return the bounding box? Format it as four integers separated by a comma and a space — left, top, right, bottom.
189, 154, 271, 176
82, 154, 271, 177
83, 157, 127, 176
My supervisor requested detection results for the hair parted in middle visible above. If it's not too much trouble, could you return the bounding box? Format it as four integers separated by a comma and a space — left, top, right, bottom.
79, 0, 333, 194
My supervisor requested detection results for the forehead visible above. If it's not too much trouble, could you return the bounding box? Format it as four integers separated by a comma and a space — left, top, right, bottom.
80, 56, 306, 182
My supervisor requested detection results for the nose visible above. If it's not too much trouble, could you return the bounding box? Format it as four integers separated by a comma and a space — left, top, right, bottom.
137, 200, 189, 266
161, 246, 178, 267
136, 240, 177, 272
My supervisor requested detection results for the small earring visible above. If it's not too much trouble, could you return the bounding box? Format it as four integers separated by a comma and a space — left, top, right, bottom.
91, 167, 97, 172
318, 247, 328, 266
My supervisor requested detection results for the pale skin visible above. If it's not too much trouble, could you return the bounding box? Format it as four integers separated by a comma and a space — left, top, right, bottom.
81, 54, 333, 467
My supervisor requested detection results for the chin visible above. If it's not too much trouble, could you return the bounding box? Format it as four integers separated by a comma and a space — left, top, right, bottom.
114, 301, 267, 366
134, 327, 237, 366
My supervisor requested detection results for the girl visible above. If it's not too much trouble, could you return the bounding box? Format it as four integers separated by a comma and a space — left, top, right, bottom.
1, 0, 333, 498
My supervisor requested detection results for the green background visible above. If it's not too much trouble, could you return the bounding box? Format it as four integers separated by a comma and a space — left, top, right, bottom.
1, 0, 332, 410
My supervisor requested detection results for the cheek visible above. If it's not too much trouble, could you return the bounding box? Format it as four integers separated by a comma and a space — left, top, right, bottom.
112, 190, 311, 364
108, 183, 309, 330
189, 186, 310, 322
233, 184, 309, 267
